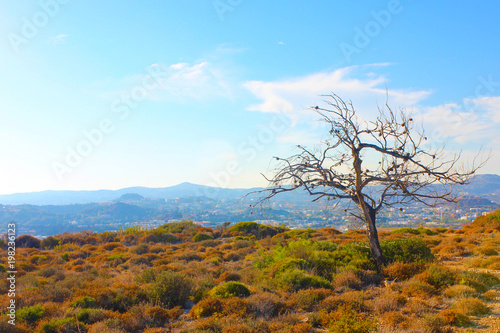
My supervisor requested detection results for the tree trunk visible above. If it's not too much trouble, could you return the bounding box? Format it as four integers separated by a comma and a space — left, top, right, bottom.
364, 207, 386, 269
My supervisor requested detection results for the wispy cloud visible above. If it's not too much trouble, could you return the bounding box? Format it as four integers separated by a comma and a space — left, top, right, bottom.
244, 64, 430, 124
121, 61, 235, 102
418, 96, 500, 144
47, 34, 69, 45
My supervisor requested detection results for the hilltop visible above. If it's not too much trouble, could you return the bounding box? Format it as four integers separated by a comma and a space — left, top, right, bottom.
0, 174, 499, 206
2, 210, 500, 332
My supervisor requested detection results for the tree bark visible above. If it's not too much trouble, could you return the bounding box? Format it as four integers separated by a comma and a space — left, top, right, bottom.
364, 207, 386, 269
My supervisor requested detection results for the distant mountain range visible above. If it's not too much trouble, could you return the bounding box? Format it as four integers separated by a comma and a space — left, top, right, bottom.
0, 182, 262, 206
0, 174, 499, 206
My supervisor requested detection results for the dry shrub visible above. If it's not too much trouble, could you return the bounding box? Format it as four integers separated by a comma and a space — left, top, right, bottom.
217, 272, 241, 283
190, 297, 223, 318
319, 291, 369, 313
290, 288, 331, 311
398, 277, 435, 297
404, 298, 433, 315
16, 235, 41, 248
419, 313, 453, 333
247, 292, 285, 318
379, 311, 410, 330
383, 261, 424, 281
453, 297, 490, 316
291, 322, 313, 333
373, 292, 405, 314
222, 297, 248, 318
87, 319, 125, 333
333, 271, 362, 290
84, 236, 98, 245
222, 324, 252, 333
138, 234, 159, 244
194, 317, 222, 332
439, 309, 471, 327
149, 244, 166, 254
223, 252, 241, 262
102, 242, 125, 251
483, 289, 499, 301
443, 284, 477, 298
321, 305, 377, 333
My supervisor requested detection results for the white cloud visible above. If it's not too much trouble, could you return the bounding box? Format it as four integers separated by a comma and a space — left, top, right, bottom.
418, 96, 500, 144
471, 96, 500, 123
127, 61, 235, 102
47, 34, 69, 45
244, 64, 430, 125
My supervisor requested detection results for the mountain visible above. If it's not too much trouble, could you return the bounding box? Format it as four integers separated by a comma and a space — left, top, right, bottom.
0, 174, 498, 206
0, 182, 263, 205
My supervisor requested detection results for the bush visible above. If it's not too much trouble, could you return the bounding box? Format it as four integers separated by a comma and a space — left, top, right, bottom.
324, 306, 377, 333
148, 270, 193, 308
71, 296, 97, 308
130, 244, 149, 255
41, 236, 60, 249
208, 281, 251, 298
39, 317, 81, 333
458, 271, 500, 293
277, 269, 331, 291
424, 264, 456, 289
292, 288, 331, 311
443, 284, 478, 298
247, 292, 285, 318
229, 221, 280, 238
382, 261, 424, 281
333, 271, 362, 290
381, 238, 434, 264
17, 305, 44, 324
193, 233, 214, 242
76, 308, 106, 324
16, 235, 41, 248
190, 297, 223, 318
439, 309, 471, 327
453, 297, 490, 316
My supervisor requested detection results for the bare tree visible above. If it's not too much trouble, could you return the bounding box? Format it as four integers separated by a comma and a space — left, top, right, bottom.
256, 94, 483, 267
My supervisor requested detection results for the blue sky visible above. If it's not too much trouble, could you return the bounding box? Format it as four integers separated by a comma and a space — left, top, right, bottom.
0, 0, 499, 194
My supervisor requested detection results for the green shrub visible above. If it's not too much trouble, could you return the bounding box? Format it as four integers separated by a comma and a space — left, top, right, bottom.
381, 238, 434, 264
425, 265, 456, 289
208, 281, 250, 298
458, 271, 500, 293
160, 221, 197, 234
193, 233, 214, 242
41, 236, 60, 249
76, 308, 106, 324
391, 227, 420, 235
17, 305, 44, 324
277, 269, 331, 291
137, 268, 157, 283
229, 221, 280, 238
148, 270, 193, 308
39, 317, 81, 333
71, 296, 97, 308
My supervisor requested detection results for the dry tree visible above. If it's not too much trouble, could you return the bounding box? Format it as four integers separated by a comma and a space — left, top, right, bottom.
255, 93, 483, 267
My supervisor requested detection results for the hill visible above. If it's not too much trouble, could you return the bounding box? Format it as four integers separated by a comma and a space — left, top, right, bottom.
0, 173, 498, 205
3, 212, 500, 332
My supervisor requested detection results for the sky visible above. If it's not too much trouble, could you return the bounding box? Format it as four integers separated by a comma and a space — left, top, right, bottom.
0, 0, 499, 195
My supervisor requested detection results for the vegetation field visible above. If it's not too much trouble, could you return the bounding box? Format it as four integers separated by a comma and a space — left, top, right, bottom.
2, 210, 500, 332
